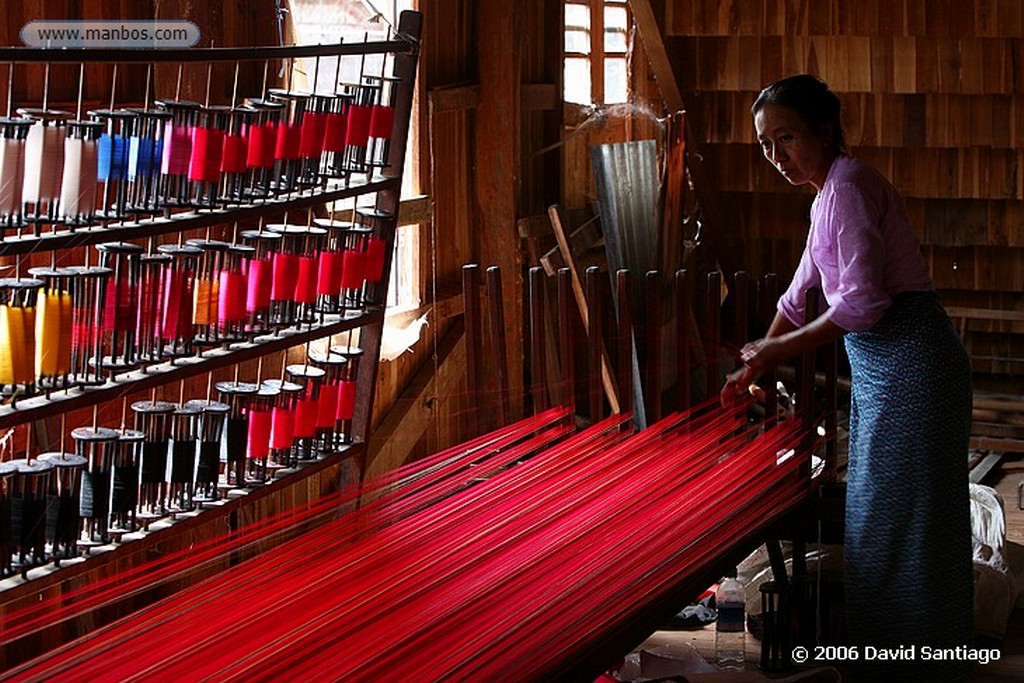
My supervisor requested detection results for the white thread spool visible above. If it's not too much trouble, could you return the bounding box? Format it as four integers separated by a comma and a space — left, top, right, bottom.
0, 117, 33, 226
18, 109, 71, 222
59, 120, 103, 226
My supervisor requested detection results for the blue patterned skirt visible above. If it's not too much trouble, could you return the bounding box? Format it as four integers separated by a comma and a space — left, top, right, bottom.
843, 292, 973, 679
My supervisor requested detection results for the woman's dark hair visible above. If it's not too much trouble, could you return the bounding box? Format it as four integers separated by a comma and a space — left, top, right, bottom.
751, 74, 847, 153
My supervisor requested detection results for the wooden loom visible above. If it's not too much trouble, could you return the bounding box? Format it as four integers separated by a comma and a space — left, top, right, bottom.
0, 267, 840, 681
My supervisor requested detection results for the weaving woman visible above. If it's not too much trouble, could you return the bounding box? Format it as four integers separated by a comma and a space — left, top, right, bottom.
722, 74, 973, 681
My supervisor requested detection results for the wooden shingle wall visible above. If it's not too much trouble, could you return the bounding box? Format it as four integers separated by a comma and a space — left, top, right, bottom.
659, 0, 1024, 393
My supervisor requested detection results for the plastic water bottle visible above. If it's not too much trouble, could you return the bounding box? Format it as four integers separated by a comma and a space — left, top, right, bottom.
714, 567, 746, 671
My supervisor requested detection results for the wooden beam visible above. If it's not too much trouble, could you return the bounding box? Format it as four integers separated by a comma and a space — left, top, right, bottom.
429, 84, 481, 112
628, 0, 683, 112
365, 319, 466, 480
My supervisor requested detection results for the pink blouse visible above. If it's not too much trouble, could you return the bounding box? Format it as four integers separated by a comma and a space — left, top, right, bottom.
778, 155, 933, 332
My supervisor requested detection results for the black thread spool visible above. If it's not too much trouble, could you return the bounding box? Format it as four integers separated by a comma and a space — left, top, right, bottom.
297, 92, 333, 188
9, 458, 54, 572
217, 244, 254, 343
353, 207, 394, 307
265, 223, 327, 328
155, 243, 202, 359
240, 228, 282, 337
69, 426, 119, 546
27, 266, 76, 394
310, 218, 355, 315
308, 350, 346, 457
0, 277, 44, 399
215, 380, 258, 489
155, 99, 200, 208
188, 105, 230, 209
322, 85, 355, 180
241, 98, 284, 201
89, 108, 136, 220
329, 344, 363, 446
219, 106, 253, 205
337, 82, 378, 177
17, 108, 72, 227
111, 428, 143, 534
187, 398, 229, 503
67, 265, 112, 387
185, 238, 231, 348
364, 75, 400, 169
0, 461, 18, 576
58, 120, 103, 228
245, 382, 279, 484
266, 89, 309, 194
136, 252, 173, 364
95, 242, 144, 375
38, 450, 87, 562
131, 400, 175, 522
285, 363, 326, 465
123, 107, 171, 214
339, 223, 372, 312
168, 402, 201, 513
0, 117, 34, 231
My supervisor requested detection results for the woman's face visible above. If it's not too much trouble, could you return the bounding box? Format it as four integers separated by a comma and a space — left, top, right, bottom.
754, 103, 834, 191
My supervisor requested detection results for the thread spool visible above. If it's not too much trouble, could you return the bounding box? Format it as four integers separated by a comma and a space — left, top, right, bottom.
58, 120, 103, 227
189, 105, 229, 208
219, 106, 253, 204
95, 242, 144, 373
353, 207, 395, 306
17, 108, 71, 225
338, 222, 372, 311
266, 88, 309, 193
310, 217, 355, 315
265, 223, 327, 327
111, 428, 143, 533
187, 398, 229, 502
0, 277, 43, 397
69, 427, 120, 546
285, 363, 326, 464
0, 117, 34, 230
156, 243, 202, 358
216, 380, 258, 488
364, 75, 399, 168
328, 344, 363, 446
9, 458, 54, 571
89, 108, 137, 219
263, 378, 303, 469
185, 239, 230, 347
241, 98, 283, 200
244, 383, 279, 483
131, 400, 175, 521
123, 107, 171, 214
240, 229, 283, 336
0, 461, 17, 575
323, 85, 354, 179
169, 402, 202, 512
27, 266, 75, 392
337, 82, 378, 176
37, 450, 87, 561
217, 244, 253, 342
67, 265, 112, 387
308, 350, 347, 457
298, 92, 333, 187
135, 252, 173, 363
155, 99, 200, 207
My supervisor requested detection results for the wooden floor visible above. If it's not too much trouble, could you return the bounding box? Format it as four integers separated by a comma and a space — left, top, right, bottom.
630, 465, 1024, 681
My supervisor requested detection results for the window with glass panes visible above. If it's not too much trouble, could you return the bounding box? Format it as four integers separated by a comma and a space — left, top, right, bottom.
564, 0, 630, 106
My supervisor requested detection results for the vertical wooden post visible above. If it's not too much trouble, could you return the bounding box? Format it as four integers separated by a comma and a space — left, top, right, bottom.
586, 266, 603, 423
462, 263, 483, 439
644, 270, 662, 423
557, 268, 574, 410
485, 266, 511, 427
529, 266, 547, 414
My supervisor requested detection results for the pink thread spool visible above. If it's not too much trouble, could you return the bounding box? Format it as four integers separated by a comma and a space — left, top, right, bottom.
240, 228, 283, 337
244, 382, 278, 484
155, 99, 200, 207
217, 244, 253, 343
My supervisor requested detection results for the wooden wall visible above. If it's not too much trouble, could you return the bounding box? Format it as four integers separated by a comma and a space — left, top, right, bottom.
648, 0, 1024, 393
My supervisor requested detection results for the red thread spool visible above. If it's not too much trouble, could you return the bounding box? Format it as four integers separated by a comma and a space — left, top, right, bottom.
242, 98, 284, 200
135, 253, 172, 363
329, 344, 363, 445
365, 74, 400, 167
188, 122, 223, 184
156, 243, 202, 357
308, 350, 347, 455
311, 218, 356, 314
354, 207, 395, 304
95, 241, 145, 373
338, 224, 371, 309
265, 378, 304, 467
267, 89, 310, 193
67, 265, 111, 387
244, 384, 278, 482
265, 223, 327, 326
